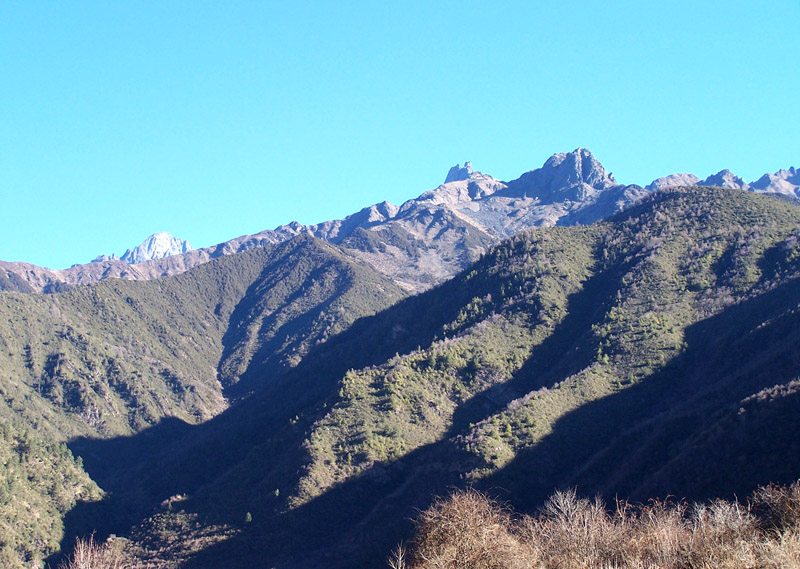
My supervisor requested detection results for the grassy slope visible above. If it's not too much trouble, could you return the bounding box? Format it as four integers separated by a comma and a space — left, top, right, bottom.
126, 187, 800, 568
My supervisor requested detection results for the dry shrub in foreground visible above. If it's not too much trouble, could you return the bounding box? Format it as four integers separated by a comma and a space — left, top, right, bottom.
404, 487, 537, 569
57, 534, 129, 569
394, 481, 800, 569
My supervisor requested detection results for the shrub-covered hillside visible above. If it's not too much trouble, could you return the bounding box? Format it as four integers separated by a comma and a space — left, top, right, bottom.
106, 187, 800, 568
0, 235, 406, 568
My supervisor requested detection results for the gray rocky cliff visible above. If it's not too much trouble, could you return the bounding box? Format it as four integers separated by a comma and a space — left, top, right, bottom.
444, 162, 473, 183
120, 232, 193, 264
701, 170, 749, 190
646, 173, 701, 191
504, 148, 618, 203
750, 167, 800, 197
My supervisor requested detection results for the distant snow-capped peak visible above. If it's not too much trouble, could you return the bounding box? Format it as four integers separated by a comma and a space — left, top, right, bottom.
93, 232, 193, 264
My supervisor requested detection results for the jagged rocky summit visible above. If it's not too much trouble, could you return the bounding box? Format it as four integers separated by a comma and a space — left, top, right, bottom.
701, 169, 748, 190
444, 161, 473, 183
750, 167, 800, 195
646, 167, 799, 196
94, 232, 193, 265
646, 173, 701, 191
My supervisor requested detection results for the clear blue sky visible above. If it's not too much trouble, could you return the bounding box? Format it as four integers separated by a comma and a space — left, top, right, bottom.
2, 1, 798, 269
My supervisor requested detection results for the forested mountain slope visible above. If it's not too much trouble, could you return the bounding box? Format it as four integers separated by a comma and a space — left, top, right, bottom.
84, 186, 800, 568
0, 236, 405, 568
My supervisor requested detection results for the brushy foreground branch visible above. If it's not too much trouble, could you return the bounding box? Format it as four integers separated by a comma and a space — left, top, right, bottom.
392, 482, 800, 569
57, 533, 128, 569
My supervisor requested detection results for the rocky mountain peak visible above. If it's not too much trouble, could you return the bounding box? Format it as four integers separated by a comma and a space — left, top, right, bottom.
542, 148, 617, 188
750, 167, 800, 196
505, 148, 618, 203
120, 232, 192, 264
92, 253, 119, 263
646, 173, 701, 191
444, 162, 473, 184
701, 169, 748, 190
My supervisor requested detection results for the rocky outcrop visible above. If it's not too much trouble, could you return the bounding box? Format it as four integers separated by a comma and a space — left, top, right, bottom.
750, 168, 800, 197
119, 232, 193, 264
701, 169, 749, 190
412, 170, 506, 207
275, 201, 402, 244
444, 162, 473, 183
0, 269, 35, 293
646, 173, 701, 191
506, 147, 619, 203
92, 253, 119, 263
648, 167, 799, 198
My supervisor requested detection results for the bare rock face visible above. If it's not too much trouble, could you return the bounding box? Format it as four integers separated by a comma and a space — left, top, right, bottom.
702, 170, 749, 190
444, 162, 473, 183
89, 232, 195, 266
120, 232, 193, 264
646, 173, 701, 191
465, 148, 639, 232
0, 269, 35, 293
92, 253, 119, 263
287, 200, 402, 243
649, 166, 798, 198
505, 148, 619, 203
750, 168, 800, 197
413, 169, 506, 208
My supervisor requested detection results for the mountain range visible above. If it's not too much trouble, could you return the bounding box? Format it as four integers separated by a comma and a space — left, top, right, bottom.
0, 150, 799, 568
1, 149, 797, 295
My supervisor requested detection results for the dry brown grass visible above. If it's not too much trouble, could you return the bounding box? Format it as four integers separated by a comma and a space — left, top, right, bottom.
57, 534, 129, 569
407, 487, 538, 569
396, 481, 800, 569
